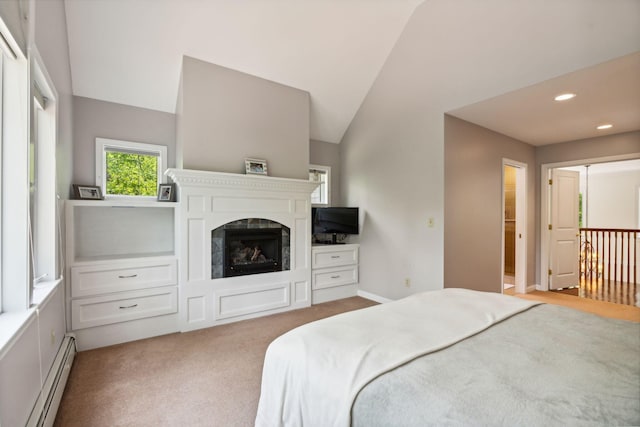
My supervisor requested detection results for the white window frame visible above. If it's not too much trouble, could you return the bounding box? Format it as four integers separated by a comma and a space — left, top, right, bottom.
1, 26, 30, 313
309, 164, 331, 206
29, 48, 58, 296
95, 138, 167, 199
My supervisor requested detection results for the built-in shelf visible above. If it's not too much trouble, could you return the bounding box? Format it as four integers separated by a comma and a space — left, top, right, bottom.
67, 200, 176, 262
65, 199, 179, 350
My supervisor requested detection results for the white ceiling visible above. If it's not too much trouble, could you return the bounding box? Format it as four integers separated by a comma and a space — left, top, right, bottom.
449, 52, 640, 146
64, 1, 640, 146
64, 0, 423, 144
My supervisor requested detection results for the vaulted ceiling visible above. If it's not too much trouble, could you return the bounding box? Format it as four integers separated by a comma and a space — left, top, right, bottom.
64, 0, 423, 144
64, 0, 640, 146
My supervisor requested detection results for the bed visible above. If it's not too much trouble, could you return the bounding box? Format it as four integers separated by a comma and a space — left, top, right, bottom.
255, 288, 640, 426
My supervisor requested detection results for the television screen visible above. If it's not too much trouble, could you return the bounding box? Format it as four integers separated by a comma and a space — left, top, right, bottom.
312, 207, 359, 235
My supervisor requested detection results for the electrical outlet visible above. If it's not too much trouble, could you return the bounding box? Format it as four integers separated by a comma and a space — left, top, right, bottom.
404, 278, 411, 287
50, 330, 56, 345
427, 217, 435, 228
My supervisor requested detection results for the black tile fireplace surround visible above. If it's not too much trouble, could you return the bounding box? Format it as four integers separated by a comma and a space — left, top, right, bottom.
211, 219, 290, 279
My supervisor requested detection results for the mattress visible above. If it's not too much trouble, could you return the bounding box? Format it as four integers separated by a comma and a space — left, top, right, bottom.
352, 303, 640, 426
255, 289, 640, 426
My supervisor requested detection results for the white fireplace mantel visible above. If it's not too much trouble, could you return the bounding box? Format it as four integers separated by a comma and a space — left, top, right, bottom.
165, 168, 319, 332
165, 168, 319, 195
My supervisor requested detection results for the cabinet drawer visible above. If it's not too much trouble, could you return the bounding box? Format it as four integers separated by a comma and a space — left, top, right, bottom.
71, 258, 177, 297
312, 246, 358, 269
312, 265, 358, 290
71, 286, 178, 330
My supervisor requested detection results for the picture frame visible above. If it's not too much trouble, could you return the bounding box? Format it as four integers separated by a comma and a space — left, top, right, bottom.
73, 184, 104, 200
157, 183, 176, 202
245, 158, 268, 175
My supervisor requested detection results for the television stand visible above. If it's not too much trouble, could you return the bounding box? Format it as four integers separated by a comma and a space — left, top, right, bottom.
311, 243, 360, 304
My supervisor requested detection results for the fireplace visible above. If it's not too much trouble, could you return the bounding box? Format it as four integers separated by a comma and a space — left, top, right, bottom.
224, 228, 282, 277
212, 219, 290, 279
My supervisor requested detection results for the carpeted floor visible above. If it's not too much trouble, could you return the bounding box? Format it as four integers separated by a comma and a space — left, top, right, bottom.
54, 297, 377, 427
54, 292, 639, 426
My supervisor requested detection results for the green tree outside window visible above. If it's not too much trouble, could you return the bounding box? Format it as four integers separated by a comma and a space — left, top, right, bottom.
106, 151, 158, 196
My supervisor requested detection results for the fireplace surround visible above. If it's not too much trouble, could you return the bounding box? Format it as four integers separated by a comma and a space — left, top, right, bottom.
211, 219, 290, 278
166, 168, 318, 332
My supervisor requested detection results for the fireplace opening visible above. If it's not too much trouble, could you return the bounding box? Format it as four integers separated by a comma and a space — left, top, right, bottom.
224, 229, 282, 277
211, 219, 290, 279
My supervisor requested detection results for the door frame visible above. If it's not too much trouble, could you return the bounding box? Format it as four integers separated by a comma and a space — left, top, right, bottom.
539, 152, 640, 291
502, 158, 527, 294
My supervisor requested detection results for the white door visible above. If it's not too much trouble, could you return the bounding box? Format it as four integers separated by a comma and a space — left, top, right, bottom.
549, 169, 580, 290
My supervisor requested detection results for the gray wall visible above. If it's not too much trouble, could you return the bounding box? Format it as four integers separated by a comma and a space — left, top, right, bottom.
34, 0, 74, 199
72, 96, 177, 187
339, 0, 640, 300
178, 56, 309, 180
536, 131, 640, 166
444, 115, 536, 292
309, 139, 341, 205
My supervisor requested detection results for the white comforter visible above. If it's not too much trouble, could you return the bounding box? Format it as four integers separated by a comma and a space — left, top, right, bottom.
255, 288, 540, 427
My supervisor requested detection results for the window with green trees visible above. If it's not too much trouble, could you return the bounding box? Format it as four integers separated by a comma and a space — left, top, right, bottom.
96, 138, 167, 198
106, 151, 158, 196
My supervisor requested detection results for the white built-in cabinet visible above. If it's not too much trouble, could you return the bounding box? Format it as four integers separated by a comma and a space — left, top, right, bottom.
311, 244, 359, 303
65, 199, 179, 350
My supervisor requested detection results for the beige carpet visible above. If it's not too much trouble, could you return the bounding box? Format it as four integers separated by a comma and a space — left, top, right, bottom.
54, 297, 377, 427
54, 292, 639, 426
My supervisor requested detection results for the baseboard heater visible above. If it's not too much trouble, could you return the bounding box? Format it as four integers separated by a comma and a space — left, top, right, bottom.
27, 335, 76, 427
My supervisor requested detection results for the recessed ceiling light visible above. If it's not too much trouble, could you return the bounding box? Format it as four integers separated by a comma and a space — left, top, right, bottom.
554, 93, 576, 101
596, 124, 613, 130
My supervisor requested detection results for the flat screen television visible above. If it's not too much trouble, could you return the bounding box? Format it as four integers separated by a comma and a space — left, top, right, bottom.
312, 207, 359, 244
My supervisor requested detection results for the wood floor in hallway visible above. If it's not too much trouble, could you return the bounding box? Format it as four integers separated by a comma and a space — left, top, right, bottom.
551, 278, 637, 307
504, 275, 638, 307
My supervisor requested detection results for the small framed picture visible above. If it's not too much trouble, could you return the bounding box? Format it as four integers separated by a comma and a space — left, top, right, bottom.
157, 183, 176, 202
245, 158, 268, 175
73, 184, 104, 200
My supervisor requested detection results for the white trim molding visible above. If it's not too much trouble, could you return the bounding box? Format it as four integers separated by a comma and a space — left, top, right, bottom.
166, 168, 319, 194
357, 289, 393, 304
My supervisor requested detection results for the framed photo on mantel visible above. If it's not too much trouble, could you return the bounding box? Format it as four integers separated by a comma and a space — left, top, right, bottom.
157, 183, 176, 202
245, 158, 268, 176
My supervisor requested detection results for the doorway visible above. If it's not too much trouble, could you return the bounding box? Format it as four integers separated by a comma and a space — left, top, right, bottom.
539, 154, 640, 293
502, 159, 526, 295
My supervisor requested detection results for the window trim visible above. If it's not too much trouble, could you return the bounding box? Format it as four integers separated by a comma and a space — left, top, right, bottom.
309, 164, 331, 206
28, 46, 59, 304
1, 34, 29, 313
95, 138, 167, 199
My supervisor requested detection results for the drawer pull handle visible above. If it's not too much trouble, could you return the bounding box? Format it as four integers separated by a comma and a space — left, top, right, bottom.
119, 304, 138, 309
331, 255, 341, 259
331, 275, 341, 279
118, 274, 138, 279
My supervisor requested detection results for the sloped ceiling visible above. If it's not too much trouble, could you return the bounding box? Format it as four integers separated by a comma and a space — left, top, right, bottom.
64, 0, 423, 144
64, 0, 640, 146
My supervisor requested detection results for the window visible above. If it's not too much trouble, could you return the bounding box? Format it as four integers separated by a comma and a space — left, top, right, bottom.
96, 138, 167, 198
1, 21, 31, 313
29, 70, 57, 293
309, 165, 331, 206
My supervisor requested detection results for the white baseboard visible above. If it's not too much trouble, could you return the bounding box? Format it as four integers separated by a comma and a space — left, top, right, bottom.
357, 289, 393, 304
527, 285, 538, 293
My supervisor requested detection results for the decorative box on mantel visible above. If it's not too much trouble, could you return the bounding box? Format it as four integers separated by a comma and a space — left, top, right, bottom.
165, 168, 319, 332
